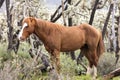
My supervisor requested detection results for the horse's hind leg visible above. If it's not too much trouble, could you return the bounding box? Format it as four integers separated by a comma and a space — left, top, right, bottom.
85, 49, 98, 79
77, 50, 84, 64
86, 65, 97, 80
93, 65, 97, 79
92, 50, 98, 79
91, 55, 98, 79
77, 45, 88, 64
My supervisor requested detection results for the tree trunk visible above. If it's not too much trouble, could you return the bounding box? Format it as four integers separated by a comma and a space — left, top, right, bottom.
117, 0, 120, 49
89, 0, 99, 25
111, 0, 120, 64
118, 13, 120, 53
102, 4, 113, 39
0, 0, 4, 8
6, 0, 13, 52
111, 0, 116, 52
114, 15, 120, 64
68, 0, 76, 60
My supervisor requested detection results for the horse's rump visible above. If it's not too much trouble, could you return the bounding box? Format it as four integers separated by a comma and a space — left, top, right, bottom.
78, 23, 104, 67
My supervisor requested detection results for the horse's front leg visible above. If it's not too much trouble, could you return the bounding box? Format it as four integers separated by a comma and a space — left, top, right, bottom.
50, 49, 61, 80
51, 49, 60, 74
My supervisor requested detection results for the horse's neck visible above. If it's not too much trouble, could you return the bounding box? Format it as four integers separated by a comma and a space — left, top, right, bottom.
34, 19, 52, 42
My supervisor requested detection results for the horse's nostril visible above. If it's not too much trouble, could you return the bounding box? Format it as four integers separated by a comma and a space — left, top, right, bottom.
20, 37, 22, 40
20, 37, 24, 41
18, 36, 24, 41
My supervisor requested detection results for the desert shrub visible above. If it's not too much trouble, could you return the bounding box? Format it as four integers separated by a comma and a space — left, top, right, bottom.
0, 43, 14, 64
98, 52, 120, 76
72, 75, 92, 80
60, 53, 88, 79
0, 42, 30, 62
60, 53, 77, 76
0, 43, 43, 80
17, 42, 31, 59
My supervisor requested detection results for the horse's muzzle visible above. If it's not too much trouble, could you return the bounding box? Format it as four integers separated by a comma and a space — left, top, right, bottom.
18, 36, 25, 41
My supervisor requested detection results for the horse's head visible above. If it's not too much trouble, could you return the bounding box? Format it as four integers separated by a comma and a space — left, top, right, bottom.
18, 17, 37, 41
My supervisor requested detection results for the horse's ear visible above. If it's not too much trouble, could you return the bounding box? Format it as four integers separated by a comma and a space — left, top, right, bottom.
29, 17, 33, 22
29, 17, 37, 27
30, 17, 36, 23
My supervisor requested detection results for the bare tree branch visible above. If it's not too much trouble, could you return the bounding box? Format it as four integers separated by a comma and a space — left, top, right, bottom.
102, 4, 113, 39
0, 0, 4, 8
51, 0, 67, 22
74, 0, 81, 6
51, 0, 81, 22
111, 0, 116, 52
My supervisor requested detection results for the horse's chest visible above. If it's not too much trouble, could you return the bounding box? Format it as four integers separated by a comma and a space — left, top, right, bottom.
44, 39, 60, 52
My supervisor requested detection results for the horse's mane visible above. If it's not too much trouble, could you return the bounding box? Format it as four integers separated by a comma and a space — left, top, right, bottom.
36, 19, 66, 35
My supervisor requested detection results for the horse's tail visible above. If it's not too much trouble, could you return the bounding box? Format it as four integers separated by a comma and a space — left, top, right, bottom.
97, 33, 105, 58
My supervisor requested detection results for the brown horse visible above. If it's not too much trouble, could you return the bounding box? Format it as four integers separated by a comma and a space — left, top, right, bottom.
18, 17, 104, 78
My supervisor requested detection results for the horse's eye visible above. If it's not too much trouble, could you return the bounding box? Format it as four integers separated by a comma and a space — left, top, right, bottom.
25, 26, 28, 28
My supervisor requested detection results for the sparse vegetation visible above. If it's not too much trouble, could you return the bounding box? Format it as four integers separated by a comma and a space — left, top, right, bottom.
0, 43, 120, 80
1, 0, 120, 80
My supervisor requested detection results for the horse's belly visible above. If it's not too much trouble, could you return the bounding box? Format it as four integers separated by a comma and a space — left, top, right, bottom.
61, 41, 85, 52
61, 47, 80, 52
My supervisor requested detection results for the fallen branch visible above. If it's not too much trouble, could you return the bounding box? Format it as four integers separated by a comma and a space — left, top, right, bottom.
103, 68, 120, 80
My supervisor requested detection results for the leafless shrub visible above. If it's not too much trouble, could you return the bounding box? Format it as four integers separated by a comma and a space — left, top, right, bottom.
98, 52, 120, 76
0, 56, 44, 80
